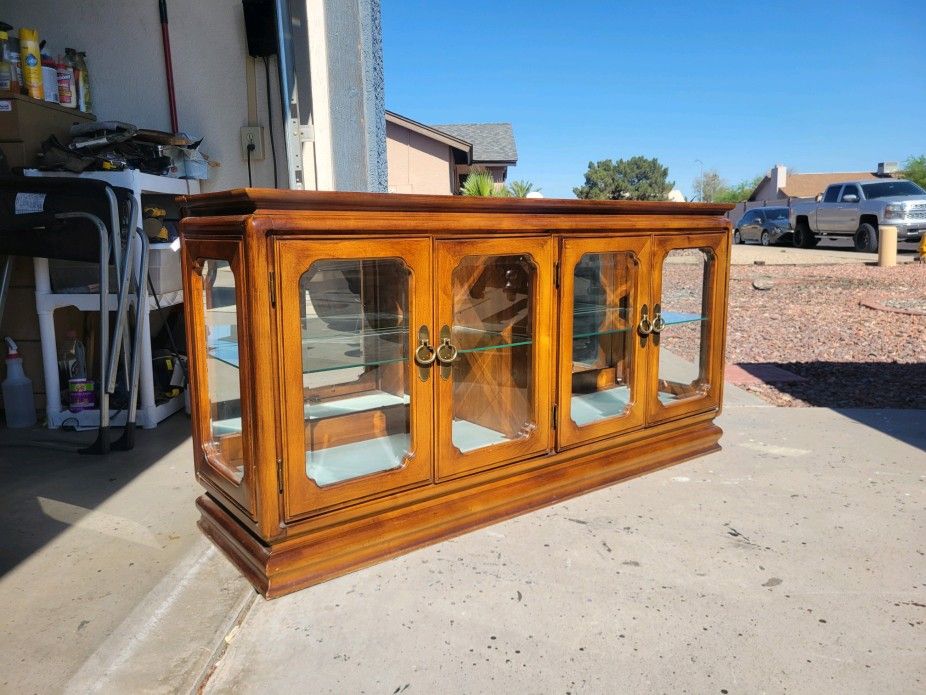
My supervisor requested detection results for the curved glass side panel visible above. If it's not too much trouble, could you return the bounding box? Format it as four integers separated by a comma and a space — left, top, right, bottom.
202, 259, 244, 482
657, 248, 713, 404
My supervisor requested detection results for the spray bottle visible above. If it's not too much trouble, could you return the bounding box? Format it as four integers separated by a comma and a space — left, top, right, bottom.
17, 27, 43, 100
3, 337, 37, 428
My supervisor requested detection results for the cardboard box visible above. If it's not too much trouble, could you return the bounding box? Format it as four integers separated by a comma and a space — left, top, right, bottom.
0, 93, 95, 169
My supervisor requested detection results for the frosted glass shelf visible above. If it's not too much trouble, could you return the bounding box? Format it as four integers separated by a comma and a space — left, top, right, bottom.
571, 387, 631, 427
452, 419, 510, 453
661, 311, 707, 326
307, 433, 409, 487
305, 391, 409, 420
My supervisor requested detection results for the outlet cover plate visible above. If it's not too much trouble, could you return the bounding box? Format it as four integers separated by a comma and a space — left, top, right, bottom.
240, 126, 265, 160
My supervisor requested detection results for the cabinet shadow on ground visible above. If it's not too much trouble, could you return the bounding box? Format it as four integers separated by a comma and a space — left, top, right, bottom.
739, 360, 926, 451
0, 414, 191, 576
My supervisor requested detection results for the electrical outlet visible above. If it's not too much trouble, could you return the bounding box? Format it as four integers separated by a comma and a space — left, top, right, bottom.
240, 126, 265, 160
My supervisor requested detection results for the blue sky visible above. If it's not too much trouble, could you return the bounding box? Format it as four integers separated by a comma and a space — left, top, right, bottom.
382, 1, 926, 199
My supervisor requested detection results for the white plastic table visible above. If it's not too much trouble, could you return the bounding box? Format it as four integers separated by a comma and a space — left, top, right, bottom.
24, 169, 200, 429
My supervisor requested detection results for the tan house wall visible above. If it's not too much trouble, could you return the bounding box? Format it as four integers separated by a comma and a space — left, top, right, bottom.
386, 121, 454, 195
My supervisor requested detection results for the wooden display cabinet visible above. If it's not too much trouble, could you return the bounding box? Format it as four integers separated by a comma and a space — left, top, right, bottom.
179, 190, 732, 598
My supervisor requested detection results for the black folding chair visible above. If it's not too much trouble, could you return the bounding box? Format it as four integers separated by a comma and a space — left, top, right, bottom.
0, 175, 146, 453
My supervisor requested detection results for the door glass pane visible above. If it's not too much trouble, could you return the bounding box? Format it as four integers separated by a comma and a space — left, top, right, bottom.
300, 259, 411, 486
657, 248, 714, 404
570, 252, 636, 426
450, 254, 534, 452
202, 259, 244, 482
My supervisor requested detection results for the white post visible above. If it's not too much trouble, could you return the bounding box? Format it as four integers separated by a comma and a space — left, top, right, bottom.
33, 257, 62, 422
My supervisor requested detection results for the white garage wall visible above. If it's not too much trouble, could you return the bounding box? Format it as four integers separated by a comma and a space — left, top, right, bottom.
4, 0, 286, 191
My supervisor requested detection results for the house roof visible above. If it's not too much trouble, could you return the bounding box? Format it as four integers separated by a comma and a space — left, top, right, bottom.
429, 123, 518, 165
751, 171, 888, 200
385, 111, 472, 163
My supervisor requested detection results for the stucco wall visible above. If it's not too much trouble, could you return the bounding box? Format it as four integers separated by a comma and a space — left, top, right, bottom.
4, 0, 284, 191
386, 121, 453, 195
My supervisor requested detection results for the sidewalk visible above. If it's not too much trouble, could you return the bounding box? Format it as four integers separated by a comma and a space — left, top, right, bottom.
201, 402, 925, 694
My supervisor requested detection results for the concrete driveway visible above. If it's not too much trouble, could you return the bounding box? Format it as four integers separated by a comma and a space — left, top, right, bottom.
202, 403, 925, 694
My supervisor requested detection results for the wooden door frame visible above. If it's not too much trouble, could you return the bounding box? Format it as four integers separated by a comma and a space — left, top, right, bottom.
556, 234, 652, 449
275, 237, 434, 519
646, 232, 728, 425
182, 236, 257, 516
434, 236, 554, 480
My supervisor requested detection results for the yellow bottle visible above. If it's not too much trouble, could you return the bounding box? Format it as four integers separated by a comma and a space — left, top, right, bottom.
18, 27, 43, 100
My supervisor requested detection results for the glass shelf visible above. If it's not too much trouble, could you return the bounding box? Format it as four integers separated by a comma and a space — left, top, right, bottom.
573, 304, 629, 319
301, 312, 408, 342
661, 311, 707, 326
573, 326, 631, 339
453, 325, 532, 354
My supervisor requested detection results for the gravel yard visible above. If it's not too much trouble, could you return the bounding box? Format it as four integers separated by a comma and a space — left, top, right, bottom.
723, 261, 926, 408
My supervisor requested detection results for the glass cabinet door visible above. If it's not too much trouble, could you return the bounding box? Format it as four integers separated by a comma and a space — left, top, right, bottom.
557, 236, 650, 448
185, 239, 255, 516
277, 239, 433, 516
647, 233, 728, 424
434, 237, 554, 479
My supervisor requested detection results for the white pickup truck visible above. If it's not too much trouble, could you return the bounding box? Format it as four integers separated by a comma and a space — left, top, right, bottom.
789, 179, 926, 251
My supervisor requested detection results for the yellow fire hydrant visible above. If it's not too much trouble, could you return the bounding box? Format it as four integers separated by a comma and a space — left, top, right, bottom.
919, 234, 926, 262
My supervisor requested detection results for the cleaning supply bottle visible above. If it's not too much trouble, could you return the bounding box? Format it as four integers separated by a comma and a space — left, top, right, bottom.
56, 54, 76, 107
2, 337, 37, 428
18, 27, 43, 99
0, 31, 17, 94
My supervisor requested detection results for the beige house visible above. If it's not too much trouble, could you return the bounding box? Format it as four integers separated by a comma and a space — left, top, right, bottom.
386, 111, 518, 194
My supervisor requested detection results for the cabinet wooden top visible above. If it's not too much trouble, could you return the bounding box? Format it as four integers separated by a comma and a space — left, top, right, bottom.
178, 188, 734, 218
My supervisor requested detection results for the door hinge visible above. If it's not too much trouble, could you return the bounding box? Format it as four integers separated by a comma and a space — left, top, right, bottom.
276, 457, 284, 494
553, 261, 560, 289
269, 271, 276, 307
552, 403, 558, 430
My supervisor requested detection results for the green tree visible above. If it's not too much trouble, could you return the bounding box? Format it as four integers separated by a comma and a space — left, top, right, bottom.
714, 175, 763, 203
507, 180, 540, 197
573, 156, 674, 201
900, 155, 926, 189
460, 169, 508, 197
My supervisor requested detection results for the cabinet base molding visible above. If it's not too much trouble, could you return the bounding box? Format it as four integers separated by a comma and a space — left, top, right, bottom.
198, 419, 723, 599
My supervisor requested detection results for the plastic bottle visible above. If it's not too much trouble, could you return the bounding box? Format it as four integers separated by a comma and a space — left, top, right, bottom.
2, 337, 37, 428
18, 27, 43, 100
56, 54, 76, 107
0, 31, 16, 94
74, 50, 91, 113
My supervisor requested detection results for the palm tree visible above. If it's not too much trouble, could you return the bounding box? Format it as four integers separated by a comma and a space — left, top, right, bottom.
461, 170, 507, 197
507, 180, 539, 198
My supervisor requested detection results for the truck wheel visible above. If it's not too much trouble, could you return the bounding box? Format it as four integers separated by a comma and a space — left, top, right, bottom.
761, 230, 771, 246
733, 229, 742, 244
793, 221, 817, 249
854, 223, 878, 252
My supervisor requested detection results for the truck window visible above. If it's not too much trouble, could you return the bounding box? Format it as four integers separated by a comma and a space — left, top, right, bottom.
840, 185, 861, 201
823, 186, 841, 203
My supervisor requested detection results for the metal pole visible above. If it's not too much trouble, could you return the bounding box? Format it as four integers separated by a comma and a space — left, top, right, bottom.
159, 0, 179, 133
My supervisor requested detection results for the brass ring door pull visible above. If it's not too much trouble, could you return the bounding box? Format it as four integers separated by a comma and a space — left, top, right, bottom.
652, 314, 666, 334
638, 304, 653, 336
414, 325, 436, 367
414, 342, 436, 366
436, 338, 458, 364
